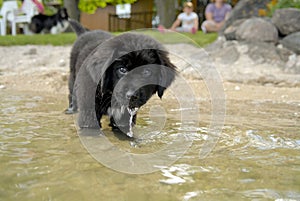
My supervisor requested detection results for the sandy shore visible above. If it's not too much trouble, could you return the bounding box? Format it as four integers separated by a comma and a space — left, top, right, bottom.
0, 45, 299, 103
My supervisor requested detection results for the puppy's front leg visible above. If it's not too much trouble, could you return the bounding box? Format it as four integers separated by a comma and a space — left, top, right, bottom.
109, 117, 118, 130
65, 68, 78, 114
76, 69, 99, 129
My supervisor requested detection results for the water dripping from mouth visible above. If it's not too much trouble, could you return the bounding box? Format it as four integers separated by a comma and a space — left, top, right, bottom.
127, 107, 139, 138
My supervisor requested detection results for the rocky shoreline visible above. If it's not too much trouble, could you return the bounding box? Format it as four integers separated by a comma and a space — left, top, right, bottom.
0, 44, 299, 96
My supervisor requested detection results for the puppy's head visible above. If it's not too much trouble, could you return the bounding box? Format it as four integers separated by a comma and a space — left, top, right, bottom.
99, 49, 176, 134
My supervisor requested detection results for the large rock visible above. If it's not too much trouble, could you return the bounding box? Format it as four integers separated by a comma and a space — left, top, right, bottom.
272, 8, 300, 35
222, 0, 270, 32
205, 37, 240, 64
247, 41, 285, 64
223, 19, 246, 40
276, 44, 295, 62
214, 45, 240, 64
280, 32, 300, 54
235, 18, 278, 42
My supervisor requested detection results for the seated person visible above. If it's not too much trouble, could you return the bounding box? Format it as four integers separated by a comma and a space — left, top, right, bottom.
159, 2, 198, 34
31, 0, 44, 14
21, 0, 44, 14
201, 0, 232, 33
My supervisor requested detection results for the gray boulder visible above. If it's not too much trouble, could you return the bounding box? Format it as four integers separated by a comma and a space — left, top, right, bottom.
222, 0, 270, 32
235, 18, 278, 43
204, 37, 225, 52
272, 8, 300, 35
247, 41, 284, 64
214, 45, 240, 64
223, 19, 246, 40
276, 44, 295, 62
280, 32, 300, 54
205, 39, 240, 64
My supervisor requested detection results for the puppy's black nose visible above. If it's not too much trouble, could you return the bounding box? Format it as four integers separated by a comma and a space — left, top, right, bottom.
126, 91, 137, 100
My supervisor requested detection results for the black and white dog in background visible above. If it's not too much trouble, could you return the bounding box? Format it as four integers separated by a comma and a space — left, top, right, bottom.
29, 8, 69, 34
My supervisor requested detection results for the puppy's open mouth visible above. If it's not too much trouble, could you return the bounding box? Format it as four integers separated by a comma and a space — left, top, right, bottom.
108, 105, 139, 137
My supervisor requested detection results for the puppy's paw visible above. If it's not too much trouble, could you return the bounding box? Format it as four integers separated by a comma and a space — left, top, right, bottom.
109, 120, 119, 130
77, 110, 100, 129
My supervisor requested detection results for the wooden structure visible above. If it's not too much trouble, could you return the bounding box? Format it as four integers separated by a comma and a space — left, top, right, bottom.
80, 0, 153, 31
108, 11, 154, 32
80, 0, 241, 31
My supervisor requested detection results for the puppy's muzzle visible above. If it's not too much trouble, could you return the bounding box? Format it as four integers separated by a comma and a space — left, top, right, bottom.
126, 91, 139, 109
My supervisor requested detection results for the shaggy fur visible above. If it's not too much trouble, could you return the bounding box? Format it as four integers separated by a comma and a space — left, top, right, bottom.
67, 19, 177, 136
66, 20, 113, 113
29, 8, 69, 34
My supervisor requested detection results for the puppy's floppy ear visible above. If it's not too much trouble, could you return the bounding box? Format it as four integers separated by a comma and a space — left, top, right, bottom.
100, 67, 112, 94
85, 48, 117, 95
100, 49, 119, 95
155, 50, 177, 99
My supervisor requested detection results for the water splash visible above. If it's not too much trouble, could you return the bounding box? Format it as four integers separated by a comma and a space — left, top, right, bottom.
127, 107, 139, 138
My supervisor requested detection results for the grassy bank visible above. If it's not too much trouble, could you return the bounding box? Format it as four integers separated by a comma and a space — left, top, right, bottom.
0, 31, 217, 47
0, 33, 77, 46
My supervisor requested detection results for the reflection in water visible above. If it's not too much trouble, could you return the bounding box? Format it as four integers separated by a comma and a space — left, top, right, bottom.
0, 90, 299, 200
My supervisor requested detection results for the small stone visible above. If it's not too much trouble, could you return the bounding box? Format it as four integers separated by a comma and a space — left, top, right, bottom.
264, 83, 274, 87
23, 48, 37, 55
277, 44, 283, 49
59, 59, 66, 67
0, 85, 6, 89
234, 86, 241, 91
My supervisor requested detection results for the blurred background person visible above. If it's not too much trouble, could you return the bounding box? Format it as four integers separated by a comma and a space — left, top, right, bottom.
201, 0, 232, 33
159, 2, 198, 34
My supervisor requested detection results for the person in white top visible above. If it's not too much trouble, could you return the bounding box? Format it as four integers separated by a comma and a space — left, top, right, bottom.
158, 2, 198, 34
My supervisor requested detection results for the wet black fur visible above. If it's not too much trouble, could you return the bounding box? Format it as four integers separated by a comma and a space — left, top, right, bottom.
95, 49, 176, 131
67, 19, 177, 135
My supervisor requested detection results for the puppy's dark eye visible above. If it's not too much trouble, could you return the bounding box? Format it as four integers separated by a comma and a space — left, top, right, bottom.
118, 67, 128, 74
142, 68, 152, 77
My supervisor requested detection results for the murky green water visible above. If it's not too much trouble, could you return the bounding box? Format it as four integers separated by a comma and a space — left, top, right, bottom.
0, 90, 299, 201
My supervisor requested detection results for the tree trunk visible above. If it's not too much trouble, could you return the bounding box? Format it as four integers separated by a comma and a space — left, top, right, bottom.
64, 0, 80, 21
155, 0, 178, 28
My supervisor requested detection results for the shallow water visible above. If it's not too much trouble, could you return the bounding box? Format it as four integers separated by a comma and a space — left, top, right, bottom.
0, 90, 299, 201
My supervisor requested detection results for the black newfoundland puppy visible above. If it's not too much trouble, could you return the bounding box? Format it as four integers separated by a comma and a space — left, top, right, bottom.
29, 8, 69, 34
67, 20, 177, 137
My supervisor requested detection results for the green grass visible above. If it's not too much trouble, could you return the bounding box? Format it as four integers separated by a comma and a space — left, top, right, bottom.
183, 32, 218, 47
138, 31, 218, 47
0, 33, 77, 46
0, 31, 217, 47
